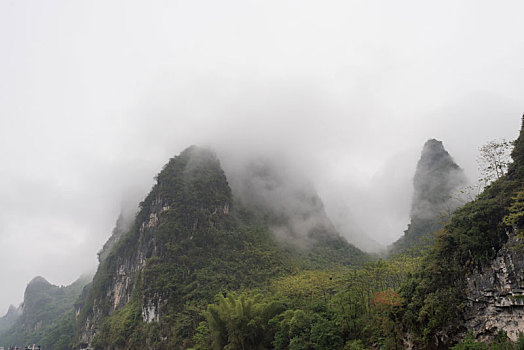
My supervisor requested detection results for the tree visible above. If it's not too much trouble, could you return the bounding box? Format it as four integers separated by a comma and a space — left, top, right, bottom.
478, 139, 513, 185
206, 292, 284, 350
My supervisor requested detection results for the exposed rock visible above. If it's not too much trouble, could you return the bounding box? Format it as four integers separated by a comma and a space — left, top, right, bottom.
463, 233, 524, 342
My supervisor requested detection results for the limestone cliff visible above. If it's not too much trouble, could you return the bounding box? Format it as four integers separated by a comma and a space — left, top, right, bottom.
463, 233, 524, 343
77, 146, 233, 346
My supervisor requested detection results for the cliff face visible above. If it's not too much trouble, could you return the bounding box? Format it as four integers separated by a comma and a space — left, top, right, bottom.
78, 195, 169, 342
391, 139, 467, 254
460, 118, 524, 344
463, 233, 524, 342
77, 146, 232, 345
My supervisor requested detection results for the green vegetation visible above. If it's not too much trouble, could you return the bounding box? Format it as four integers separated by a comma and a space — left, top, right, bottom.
193, 256, 417, 350
451, 331, 524, 349
0, 275, 90, 349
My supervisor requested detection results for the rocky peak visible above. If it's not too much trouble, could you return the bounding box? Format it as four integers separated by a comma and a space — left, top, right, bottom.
27, 276, 51, 287
391, 139, 467, 254
78, 146, 233, 344
411, 139, 467, 220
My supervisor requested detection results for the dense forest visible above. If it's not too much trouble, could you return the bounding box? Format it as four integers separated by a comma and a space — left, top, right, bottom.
1, 117, 523, 349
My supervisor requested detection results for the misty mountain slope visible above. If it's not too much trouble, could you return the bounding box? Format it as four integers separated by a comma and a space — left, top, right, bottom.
78, 146, 366, 349
390, 139, 468, 255
97, 210, 136, 263
0, 305, 21, 335
400, 117, 524, 347
227, 157, 368, 265
0, 275, 91, 349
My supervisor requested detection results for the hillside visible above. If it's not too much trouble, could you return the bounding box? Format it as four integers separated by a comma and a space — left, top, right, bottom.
77, 146, 366, 349
0, 275, 91, 349
0, 305, 21, 335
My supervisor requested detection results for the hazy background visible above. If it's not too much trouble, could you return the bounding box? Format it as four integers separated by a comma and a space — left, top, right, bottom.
0, 0, 523, 314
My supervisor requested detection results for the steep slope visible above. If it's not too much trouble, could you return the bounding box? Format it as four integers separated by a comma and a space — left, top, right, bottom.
227, 157, 367, 265
97, 210, 136, 263
401, 117, 524, 347
0, 275, 91, 349
78, 146, 366, 349
391, 139, 467, 254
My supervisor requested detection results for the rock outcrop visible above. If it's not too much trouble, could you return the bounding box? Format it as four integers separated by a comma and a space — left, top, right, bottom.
463, 233, 524, 342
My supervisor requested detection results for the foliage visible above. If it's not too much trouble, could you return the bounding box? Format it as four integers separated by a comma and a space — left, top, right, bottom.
451, 331, 524, 350
503, 189, 524, 234
478, 139, 514, 185
196, 257, 418, 350
205, 292, 284, 349
0, 276, 90, 349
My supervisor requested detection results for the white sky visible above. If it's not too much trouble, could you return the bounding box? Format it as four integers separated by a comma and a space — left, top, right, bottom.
0, 0, 523, 314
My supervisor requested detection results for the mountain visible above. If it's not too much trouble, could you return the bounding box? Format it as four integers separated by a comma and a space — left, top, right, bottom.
0, 305, 21, 335
0, 275, 91, 349
390, 139, 468, 254
401, 117, 524, 347
77, 146, 366, 349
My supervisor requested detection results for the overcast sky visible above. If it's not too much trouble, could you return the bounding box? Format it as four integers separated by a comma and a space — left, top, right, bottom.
0, 0, 523, 314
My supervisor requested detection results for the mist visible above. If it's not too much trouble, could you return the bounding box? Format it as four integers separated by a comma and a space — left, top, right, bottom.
1, 0, 524, 314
